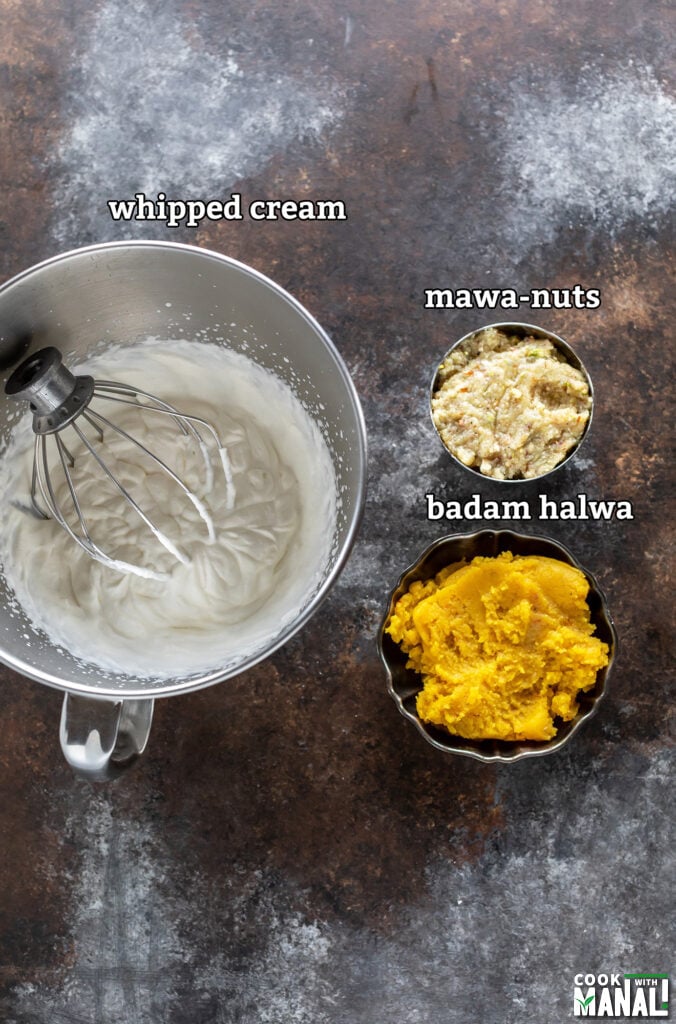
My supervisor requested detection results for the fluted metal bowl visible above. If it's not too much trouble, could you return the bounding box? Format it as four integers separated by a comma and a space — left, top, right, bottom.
377, 530, 617, 763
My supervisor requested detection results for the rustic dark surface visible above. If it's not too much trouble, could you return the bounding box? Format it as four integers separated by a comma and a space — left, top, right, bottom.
0, 1, 674, 1022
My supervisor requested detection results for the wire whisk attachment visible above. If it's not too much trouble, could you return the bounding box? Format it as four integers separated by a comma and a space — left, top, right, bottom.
5, 347, 233, 580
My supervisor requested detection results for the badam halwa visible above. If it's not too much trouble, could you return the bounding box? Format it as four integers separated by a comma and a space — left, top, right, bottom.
385, 551, 609, 742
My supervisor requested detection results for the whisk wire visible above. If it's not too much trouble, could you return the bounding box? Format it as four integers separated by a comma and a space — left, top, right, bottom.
94, 383, 223, 450
30, 439, 49, 520
93, 386, 235, 505
6, 348, 231, 578
36, 433, 99, 563
54, 432, 98, 550
34, 431, 172, 581
94, 382, 196, 439
81, 409, 104, 442
84, 406, 216, 544
71, 419, 192, 568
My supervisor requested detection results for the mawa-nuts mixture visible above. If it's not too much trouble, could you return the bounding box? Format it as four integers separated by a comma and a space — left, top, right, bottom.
431, 327, 592, 480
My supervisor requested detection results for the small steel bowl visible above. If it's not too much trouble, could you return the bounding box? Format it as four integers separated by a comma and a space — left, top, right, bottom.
429, 322, 594, 482
378, 530, 617, 763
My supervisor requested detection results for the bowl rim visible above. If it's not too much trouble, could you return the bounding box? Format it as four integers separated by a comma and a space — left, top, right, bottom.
429, 321, 595, 483
377, 528, 617, 763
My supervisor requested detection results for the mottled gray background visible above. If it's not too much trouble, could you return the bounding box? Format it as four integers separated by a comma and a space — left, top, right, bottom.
0, 1, 674, 1022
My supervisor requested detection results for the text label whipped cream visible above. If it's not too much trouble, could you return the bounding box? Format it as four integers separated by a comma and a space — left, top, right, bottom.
0, 339, 337, 678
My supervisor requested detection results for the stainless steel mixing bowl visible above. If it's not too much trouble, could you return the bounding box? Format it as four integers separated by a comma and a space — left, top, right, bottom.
0, 241, 367, 780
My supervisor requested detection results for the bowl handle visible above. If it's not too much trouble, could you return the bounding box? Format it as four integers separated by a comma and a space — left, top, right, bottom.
59, 693, 154, 782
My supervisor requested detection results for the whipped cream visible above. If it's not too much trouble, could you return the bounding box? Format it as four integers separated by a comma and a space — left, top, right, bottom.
0, 339, 337, 678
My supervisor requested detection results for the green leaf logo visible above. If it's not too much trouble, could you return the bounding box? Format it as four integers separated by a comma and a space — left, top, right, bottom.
576, 995, 595, 1007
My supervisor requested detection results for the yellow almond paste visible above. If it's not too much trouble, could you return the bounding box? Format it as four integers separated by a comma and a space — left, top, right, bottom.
386, 552, 609, 742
